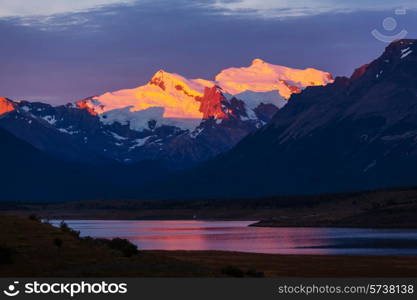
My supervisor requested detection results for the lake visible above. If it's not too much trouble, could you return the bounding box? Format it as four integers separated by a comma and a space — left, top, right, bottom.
51, 220, 417, 255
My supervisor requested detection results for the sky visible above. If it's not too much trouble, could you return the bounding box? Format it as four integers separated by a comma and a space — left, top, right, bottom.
1, 0, 417, 104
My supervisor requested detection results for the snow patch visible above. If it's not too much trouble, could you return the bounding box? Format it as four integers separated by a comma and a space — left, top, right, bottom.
99, 105, 201, 132
381, 131, 417, 141
401, 49, 413, 59
241, 106, 258, 121
234, 90, 287, 110
190, 127, 204, 139
100, 106, 164, 131
109, 132, 127, 141
42, 115, 56, 125
129, 136, 151, 150
363, 160, 376, 172
58, 128, 78, 135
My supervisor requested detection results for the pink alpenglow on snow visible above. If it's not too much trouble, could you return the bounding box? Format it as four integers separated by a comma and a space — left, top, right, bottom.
0, 97, 15, 115
76, 59, 333, 132
216, 58, 334, 99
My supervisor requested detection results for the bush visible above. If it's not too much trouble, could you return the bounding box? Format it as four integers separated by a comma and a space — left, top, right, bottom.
59, 221, 70, 231
107, 238, 139, 257
387, 199, 397, 206
0, 246, 16, 264
371, 202, 381, 210
89, 238, 139, 257
245, 269, 265, 278
59, 221, 80, 238
81, 236, 95, 243
221, 266, 245, 277
28, 214, 40, 221
53, 238, 63, 249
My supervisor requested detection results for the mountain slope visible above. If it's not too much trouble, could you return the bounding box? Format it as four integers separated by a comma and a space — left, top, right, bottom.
144, 39, 417, 199
0, 127, 102, 202
0, 126, 172, 202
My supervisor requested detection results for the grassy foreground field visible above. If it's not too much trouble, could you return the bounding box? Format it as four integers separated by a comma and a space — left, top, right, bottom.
1, 214, 417, 277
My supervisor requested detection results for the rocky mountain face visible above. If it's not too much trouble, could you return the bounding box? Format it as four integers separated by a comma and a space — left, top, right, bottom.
147, 39, 417, 199
0, 97, 15, 115
0, 60, 332, 167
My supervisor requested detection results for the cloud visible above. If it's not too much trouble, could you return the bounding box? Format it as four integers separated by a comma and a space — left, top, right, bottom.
2, 0, 416, 21
0, 0, 139, 30
17, 15, 90, 31
0, 0, 136, 18
211, 0, 417, 18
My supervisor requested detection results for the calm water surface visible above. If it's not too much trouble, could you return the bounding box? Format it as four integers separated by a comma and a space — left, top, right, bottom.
51, 220, 417, 255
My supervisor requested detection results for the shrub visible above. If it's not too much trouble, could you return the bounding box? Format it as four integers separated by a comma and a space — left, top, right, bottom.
81, 236, 95, 243
28, 214, 39, 221
107, 238, 139, 257
371, 202, 381, 210
59, 221, 70, 231
245, 269, 265, 278
81, 237, 139, 257
387, 199, 397, 206
53, 238, 63, 249
59, 221, 80, 238
0, 246, 16, 264
221, 266, 245, 277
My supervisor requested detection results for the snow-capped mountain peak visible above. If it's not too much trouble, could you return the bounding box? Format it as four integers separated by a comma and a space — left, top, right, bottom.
215, 58, 334, 99
75, 59, 332, 133
149, 69, 214, 95
251, 58, 266, 65
78, 70, 212, 119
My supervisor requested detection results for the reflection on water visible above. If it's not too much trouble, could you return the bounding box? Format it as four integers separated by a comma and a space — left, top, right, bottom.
51, 220, 417, 255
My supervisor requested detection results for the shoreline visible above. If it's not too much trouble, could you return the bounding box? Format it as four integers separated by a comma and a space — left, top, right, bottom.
249, 220, 417, 229
49, 217, 417, 230
5, 211, 417, 229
